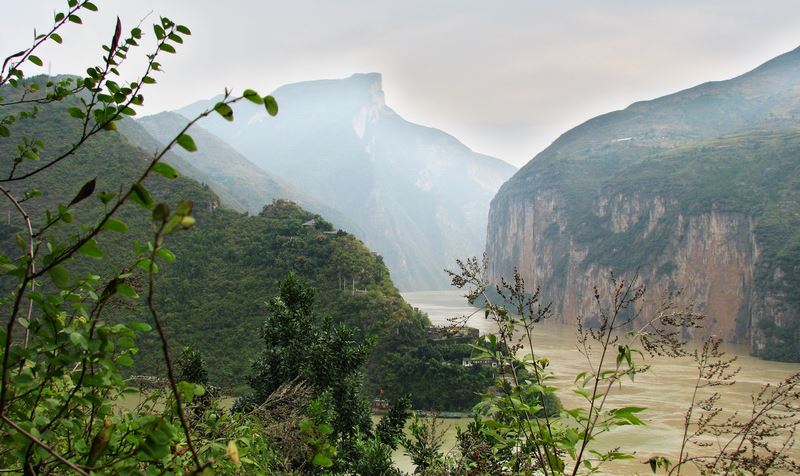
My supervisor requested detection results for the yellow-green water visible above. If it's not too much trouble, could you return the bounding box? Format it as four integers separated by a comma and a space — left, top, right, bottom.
400, 290, 800, 475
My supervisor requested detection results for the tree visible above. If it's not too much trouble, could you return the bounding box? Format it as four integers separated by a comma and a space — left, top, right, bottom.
237, 272, 374, 438
0, 2, 277, 473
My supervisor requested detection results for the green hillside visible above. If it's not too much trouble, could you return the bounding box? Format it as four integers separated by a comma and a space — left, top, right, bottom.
0, 77, 489, 410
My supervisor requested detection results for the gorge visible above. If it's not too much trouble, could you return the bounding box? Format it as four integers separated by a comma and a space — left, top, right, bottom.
486, 47, 800, 362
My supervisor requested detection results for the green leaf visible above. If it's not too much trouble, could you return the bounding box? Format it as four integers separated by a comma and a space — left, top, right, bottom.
67, 107, 85, 119
176, 134, 197, 152
611, 406, 647, 426
78, 239, 104, 259
15, 372, 34, 386
311, 453, 333, 467
28, 55, 43, 66
243, 89, 262, 104
136, 258, 157, 273
177, 381, 197, 401
130, 183, 154, 209
546, 451, 565, 473
0, 125, 9, 137
153, 162, 178, 179
176, 25, 191, 35
159, 43, 176, 54
214, 102, 234, 121
0, 263, 18, 274
102, 218, 128, 233
264, 95, 278, 116
116, 284, 139, 299
50, 33, 63, 44
49, 265, 69, 289
157, 248, 176, 262
97, 191, 116, 204
83, 2, 98, 12
138, 418, 175, 460
68, 14, 82, 24
130, 322, 152, 332
153, 24, 165, 40
70, 332, 88, 350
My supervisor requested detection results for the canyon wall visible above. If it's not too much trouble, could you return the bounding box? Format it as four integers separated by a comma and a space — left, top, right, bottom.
486, 47, 800, 359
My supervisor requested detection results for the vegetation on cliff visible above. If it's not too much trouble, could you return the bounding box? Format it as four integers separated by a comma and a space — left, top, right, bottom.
1, 3, 797, 475
490, 48, 800, 361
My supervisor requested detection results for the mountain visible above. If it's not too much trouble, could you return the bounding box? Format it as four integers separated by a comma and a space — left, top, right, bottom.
119, 112, 363, 234
135, 112, 296, 213
487, 47, 800, 361
177, 73, 517, 290
0, 77, 490, 409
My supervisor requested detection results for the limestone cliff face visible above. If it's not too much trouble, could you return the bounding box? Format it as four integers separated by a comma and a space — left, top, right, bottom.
487, 47, 800, 360
487, 191, 764, 345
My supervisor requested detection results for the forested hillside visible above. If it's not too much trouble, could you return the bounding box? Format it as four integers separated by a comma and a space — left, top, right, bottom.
0, 77, 489, 410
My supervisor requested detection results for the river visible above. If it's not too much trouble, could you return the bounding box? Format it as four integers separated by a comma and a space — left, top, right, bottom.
399, 290, 800, 475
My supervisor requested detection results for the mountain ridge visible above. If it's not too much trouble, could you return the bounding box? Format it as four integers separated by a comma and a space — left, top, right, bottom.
174, 72, 517, 290
487, 46, 800, 361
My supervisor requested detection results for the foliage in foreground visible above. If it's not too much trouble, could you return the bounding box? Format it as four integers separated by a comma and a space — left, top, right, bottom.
395, 257, 800, 475
0, 2, 474, 473
1, 2, 798, 475
0, 20, 491, 412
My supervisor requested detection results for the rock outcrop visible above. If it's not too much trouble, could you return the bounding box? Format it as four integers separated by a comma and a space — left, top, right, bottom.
487, 48, 800, 361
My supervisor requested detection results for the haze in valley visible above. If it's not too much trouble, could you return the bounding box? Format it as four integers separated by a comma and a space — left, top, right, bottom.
2, 1, 800, 166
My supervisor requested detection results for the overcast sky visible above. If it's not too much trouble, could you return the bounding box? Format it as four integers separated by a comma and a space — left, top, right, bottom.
3, 1, 800, 167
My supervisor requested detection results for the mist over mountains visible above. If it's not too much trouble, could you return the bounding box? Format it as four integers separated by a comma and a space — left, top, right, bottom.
170, 73, 516, 290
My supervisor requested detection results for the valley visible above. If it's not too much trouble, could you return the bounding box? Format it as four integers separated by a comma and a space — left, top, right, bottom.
1, 3, 800, 473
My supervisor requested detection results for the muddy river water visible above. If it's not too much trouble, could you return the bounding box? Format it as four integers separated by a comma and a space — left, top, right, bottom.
397, 290, 800, 475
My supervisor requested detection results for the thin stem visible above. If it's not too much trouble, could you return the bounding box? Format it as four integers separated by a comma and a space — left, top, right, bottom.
0, 186, 36, 352
147, 223, 202, 469
0, 2, 89, 86
674, 350, 707, 476
1, 416, 89, 475
571, 280, 636, 476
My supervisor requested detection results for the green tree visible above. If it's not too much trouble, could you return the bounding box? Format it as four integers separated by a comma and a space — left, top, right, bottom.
177, 346, 209, 386
237, 272, 374, 438
0, 2, 277, 473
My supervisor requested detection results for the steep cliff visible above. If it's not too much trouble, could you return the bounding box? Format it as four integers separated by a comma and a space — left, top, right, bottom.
487, 48, 800, 361
176, 73, 517, 290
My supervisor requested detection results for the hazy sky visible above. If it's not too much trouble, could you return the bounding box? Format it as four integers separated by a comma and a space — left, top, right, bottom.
4, 1, 800, 166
